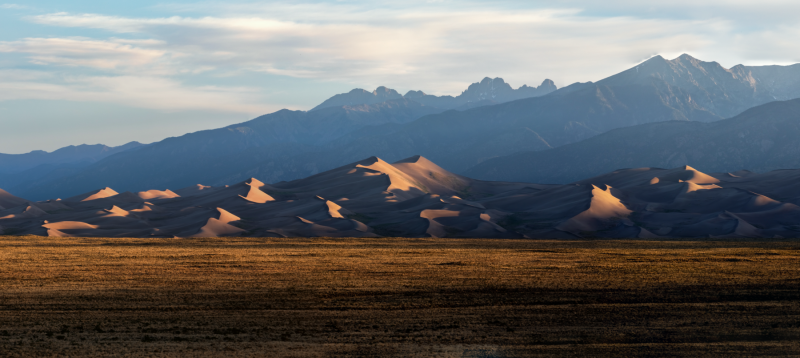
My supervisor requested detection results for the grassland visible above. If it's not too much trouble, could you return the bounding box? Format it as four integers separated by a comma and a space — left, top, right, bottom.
0, 237, 798, 357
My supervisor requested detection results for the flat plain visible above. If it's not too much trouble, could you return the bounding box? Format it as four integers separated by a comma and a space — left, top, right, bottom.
0, 237, 798, 357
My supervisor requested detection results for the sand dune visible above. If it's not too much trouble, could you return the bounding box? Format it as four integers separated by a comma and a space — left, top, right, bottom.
0, 188, 28, 209
3, 156, 800, 238
191, 218, 246, 238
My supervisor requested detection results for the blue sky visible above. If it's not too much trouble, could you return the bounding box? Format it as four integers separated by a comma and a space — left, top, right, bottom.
1, 0, 799, 153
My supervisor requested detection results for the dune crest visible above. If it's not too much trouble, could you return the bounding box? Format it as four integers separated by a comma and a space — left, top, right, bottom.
683, 182, 722, 194
65, 187, 120, 202
392, 155, 470, 196
726, 212, 761, 238
420, 209, 461, 238
323, 199, 352, 219
216, 208, 241, 224
43, 221, 99, 230
189, 208, 246, 238
138, 189, 180, 201
660, 166, 720, 184
191, 218, 246, 238
104, 205, 132, 218
557, 185, 632, 234
355, 157, 429, 200
239, 178, 275, 204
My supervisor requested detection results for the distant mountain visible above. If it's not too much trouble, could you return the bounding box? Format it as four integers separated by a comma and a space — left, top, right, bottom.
0, 142, 143, 174
312, 77, 557, 111
309, 54, 800, 174
404, 78, 558, 109
311, 86, 404, 111
593, 54, 800, 118
307, 76, 719, 173
463, 99, 800, 183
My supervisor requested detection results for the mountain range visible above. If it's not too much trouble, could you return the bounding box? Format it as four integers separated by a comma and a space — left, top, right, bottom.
3, 54, 800, 203
3, 155, 800, 239
312, 77, 557, 111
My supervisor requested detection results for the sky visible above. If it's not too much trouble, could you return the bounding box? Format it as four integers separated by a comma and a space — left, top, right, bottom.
1, 1, 799, 153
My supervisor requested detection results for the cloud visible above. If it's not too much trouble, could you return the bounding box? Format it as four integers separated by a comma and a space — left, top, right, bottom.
0, 37, 166, 70
24, 8, 735, 93
0, 69, 278, 114
2, 1, 798, 107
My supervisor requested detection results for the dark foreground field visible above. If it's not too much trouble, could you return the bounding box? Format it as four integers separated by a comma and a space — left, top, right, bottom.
0, 238, 798, 357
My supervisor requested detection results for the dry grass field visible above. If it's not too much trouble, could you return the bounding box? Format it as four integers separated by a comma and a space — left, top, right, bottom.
0, 237, 799, 357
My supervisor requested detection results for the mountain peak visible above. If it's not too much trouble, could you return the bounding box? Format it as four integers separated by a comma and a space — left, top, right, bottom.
373, 86, 400, 96
317, 76, 557, 112
643, 55, 666, 63
312, 86, 403, 111
404, 90, 426, 98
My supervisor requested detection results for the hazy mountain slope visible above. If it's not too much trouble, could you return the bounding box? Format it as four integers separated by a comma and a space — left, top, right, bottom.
244, 98, 442, 146
0, 163, 91, 197
0, 142, 143, 174
463, 99, 800, 183
313, 77, 557, 111
597, 54, 800, 118
404, 78, 558, 109
315, 78, 718, 173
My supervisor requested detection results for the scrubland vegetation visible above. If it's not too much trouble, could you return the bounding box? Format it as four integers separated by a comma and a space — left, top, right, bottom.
0, 237, 798, 357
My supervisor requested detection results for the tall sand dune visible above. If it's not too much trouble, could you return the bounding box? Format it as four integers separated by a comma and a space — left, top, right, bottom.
0, 188, 29, 209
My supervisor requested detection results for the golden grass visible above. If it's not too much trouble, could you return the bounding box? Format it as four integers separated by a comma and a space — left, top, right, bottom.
1, 237, 799, 357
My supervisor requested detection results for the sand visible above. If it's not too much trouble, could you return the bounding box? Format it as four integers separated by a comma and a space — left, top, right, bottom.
3, 156, 800, 238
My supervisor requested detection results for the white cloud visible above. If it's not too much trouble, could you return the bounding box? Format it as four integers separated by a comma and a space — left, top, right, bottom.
0, 70, 278, 114
23, 9, 738, 93
0, 37, 166, 69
